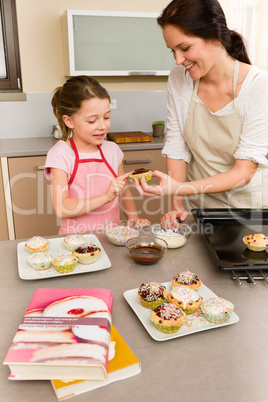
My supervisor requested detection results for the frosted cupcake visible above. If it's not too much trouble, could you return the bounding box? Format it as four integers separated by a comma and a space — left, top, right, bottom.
63, 235, 86, 251
167, 285, 203, 315
25, 236, 49, 254
150, 302, 186, 333
72, 244, 101, 264
171, 270, 201, 290
138, 282, 167, 309
201, 297, 234, 324
52, 255, 78, 273
28, 252, 52, 271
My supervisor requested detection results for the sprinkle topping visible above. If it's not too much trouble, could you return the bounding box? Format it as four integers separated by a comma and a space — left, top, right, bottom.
29, 252, 52, 264
173, 270, 199, 285
154, 302, 184, 320
64, 235, 85, 245
105, 225, 139, 245
26, 236, 48, 248
138, 282, 166, 301
202, 297, 234, 314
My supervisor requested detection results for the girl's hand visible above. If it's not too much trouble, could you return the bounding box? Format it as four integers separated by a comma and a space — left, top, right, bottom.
132, 170, 179, 196
130, 218, 151, 228
106, 172, 131, 201
160, 209, 188, 226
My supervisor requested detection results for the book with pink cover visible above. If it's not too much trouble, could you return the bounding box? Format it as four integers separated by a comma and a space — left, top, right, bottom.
3, 288, 113, 380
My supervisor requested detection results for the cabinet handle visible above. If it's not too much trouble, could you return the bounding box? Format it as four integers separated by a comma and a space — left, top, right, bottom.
124, 158, 153, 165
37, 165, 45, 170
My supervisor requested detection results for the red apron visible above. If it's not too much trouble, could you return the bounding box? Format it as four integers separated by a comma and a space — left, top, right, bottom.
59, 138, 120, 234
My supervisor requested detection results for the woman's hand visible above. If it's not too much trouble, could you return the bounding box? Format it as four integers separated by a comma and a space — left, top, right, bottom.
106, 172, 131, 201
161, 209, 188, 226
130, 218, 151, 228
132, 170, 179, 196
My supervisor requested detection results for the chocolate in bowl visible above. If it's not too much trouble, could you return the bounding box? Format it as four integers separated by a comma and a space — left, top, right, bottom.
126, 236, 167, 265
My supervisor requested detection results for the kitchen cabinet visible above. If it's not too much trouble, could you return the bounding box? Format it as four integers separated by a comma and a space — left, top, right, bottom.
0, 161, 9, 241
120, 149, 169, 223
7, 156, 59, 239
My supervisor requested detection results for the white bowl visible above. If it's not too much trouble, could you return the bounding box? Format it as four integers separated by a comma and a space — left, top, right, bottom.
151, 223, 191, 249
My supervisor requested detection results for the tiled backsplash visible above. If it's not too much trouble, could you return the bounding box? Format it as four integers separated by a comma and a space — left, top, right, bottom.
0, 91, 167, 139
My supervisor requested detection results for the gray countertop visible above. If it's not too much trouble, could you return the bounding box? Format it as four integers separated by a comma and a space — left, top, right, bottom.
0, 136, 165, 158
1, 225, 268, 402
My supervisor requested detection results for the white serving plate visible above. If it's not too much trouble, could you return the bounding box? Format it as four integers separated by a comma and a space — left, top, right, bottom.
17, 235, 111, 280
124, 281, 239, 341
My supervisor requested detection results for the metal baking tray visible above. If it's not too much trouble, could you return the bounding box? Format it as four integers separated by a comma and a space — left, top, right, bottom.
192, 209, 268, 270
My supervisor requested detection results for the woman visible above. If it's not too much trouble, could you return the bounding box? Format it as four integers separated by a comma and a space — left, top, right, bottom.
134, 0, 268, 223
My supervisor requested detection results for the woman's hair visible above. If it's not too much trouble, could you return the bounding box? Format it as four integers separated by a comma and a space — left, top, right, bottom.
157, 0, 251, 65
51, 76, 111, 141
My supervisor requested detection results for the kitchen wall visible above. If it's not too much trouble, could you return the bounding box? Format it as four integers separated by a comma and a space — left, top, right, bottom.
0, 0, 236, 140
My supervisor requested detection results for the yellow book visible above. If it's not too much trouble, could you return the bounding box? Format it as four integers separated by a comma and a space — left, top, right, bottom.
51, 325, 141, 400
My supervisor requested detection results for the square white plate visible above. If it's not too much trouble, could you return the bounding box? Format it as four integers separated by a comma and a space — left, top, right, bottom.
17, 235, 111, 280
124, 282, 239, 341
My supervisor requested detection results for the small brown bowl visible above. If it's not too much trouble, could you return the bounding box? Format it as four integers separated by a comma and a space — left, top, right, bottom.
125, 235, 168, 265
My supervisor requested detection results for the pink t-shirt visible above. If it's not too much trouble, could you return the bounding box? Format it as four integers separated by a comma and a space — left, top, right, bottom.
44, 140, 124, 180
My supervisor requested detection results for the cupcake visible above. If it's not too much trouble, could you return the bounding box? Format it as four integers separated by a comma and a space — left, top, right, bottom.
25, 236, 49, 254
171, 270, 201, 290
167, 286, 203, 315
129, 168, 153, 182
63, 235, 86, 251
150, 302, 186, 333
137, 282, 167, 309
28, 252, 52, 271
201, 297, 234, 324
243, 233, 268, 252
72, 244, 101, 264
52, 255, 78, 273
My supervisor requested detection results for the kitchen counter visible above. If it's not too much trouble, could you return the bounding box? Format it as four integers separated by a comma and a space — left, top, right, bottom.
0, 136, 165, 158
1, 227, 268, 402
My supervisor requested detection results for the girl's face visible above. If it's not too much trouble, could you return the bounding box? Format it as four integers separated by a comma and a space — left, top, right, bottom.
63, 98, 111, 151
162, 25, 221, 80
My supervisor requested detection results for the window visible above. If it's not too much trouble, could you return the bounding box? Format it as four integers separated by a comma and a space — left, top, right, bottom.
0, 0, 22, 92
229, 0, 268, 69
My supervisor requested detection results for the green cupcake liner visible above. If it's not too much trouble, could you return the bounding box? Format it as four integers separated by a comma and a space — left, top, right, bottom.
153, 321, 184, 333
53, 262, 77, 273
140, 298, 165, 309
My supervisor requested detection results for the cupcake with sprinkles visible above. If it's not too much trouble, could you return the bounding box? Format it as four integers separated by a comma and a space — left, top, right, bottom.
150, 302, 186, 333
28, 252, 52, 271
25, 236, 49, 254
63, 234, 86, 251
138, 282, 167, 309
171, 270, 201, 290
201, 297, 234, 324
167, 285, 203, 315
52, 255, 78, 274
72, 244, 101, 264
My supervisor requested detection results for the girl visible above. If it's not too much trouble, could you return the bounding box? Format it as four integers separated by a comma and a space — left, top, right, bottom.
45, 76, 150, 234
134, 0, 268, 223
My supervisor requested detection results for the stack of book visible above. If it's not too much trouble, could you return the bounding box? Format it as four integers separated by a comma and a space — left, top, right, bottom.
3, 288, 141, 400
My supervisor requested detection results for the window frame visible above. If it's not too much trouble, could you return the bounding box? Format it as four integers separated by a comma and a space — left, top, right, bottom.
0, 0, 22, 92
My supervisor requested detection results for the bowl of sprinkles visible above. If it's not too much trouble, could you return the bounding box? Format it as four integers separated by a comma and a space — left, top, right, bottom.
104, 220, 142, 246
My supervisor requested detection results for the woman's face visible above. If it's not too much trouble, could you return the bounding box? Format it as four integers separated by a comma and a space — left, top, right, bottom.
162, 25, 221, 80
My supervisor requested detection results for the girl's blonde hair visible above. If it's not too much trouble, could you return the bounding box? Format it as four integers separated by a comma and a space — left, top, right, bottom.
51, 76, 111, 141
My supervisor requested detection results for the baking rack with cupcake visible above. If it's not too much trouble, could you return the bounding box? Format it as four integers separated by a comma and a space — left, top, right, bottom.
17, 235, 111, 280
124, 270, 239, 341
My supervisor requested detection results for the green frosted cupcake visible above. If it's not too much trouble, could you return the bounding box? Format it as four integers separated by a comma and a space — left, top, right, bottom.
129, 168, 153, 182
138, 282, 166, 309
52, 255, 78, 273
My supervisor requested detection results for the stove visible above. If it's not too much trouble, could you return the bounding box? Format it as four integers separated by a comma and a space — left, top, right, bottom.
192, 208, 268, 285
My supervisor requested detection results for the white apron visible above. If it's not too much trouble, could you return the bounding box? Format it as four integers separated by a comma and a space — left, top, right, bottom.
183, 59, 268, 210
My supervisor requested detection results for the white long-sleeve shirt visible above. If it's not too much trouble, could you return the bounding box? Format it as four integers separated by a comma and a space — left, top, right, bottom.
162, 64, 268, 166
